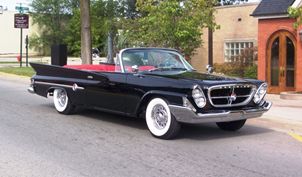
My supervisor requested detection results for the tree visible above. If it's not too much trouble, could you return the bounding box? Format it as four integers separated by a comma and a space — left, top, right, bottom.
288, 6, 302, 28
80, 0, 92, 64
121, 0, 218, 57
30, 0, 77, 54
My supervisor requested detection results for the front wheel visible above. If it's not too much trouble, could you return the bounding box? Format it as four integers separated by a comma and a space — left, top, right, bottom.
145, 98, 181, 139
53, 88, 75, 115
216, 119, 246, 131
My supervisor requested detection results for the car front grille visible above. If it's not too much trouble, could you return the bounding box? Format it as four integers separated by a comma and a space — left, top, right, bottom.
208, 84, 256, 107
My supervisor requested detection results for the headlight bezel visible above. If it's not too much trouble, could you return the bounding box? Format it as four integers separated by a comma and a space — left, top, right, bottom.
253, 83, 268, 104
192, 85, 207, 108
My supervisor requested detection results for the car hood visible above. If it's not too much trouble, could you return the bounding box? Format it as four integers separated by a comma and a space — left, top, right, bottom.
144, 71, 256, 87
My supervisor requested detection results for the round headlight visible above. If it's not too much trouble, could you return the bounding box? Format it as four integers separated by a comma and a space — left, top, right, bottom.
254, 83, 267, 104
192, 85, 206, 108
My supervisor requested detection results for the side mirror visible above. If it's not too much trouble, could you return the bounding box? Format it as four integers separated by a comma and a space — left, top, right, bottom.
206, 65, 214, 74
132, 65, 139, 73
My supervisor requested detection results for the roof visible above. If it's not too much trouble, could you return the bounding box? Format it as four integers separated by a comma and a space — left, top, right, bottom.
251, 0, 295, 17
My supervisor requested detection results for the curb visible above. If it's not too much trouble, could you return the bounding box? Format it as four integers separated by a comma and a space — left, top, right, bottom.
0, 71, 30, 83
280, 91, 302, 100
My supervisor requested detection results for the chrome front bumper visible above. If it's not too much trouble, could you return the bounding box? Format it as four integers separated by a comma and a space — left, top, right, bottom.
28, 85, 35, 94
169, 101, 272, 124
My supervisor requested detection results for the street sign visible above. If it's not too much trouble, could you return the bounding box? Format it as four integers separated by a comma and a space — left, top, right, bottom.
15, 6, 29, 13
14, 14, 29, 29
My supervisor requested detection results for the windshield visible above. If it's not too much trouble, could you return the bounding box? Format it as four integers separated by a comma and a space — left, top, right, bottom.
121, 49, 194, 73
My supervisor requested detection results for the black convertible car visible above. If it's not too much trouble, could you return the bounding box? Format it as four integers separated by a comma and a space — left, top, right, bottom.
28, 48, 271, 139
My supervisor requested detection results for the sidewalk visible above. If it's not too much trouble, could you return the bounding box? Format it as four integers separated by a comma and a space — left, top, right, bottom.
0, 56, 107, 67
264, 94, 302, 122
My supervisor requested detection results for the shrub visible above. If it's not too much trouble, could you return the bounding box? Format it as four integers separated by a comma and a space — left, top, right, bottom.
213, 46, 258, 79
213, 63, 257, 79
244, 65, 257, 79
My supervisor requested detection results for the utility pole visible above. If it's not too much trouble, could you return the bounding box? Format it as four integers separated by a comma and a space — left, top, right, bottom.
18, 3, 23, 67
208, 28, 213, 66
80, 0, 92, 64
25, 35, 29, 67
208, 1, 214, 67
20, 23, 23, 67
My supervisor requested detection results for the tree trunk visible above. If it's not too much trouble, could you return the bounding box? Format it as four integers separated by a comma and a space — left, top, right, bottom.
80, 0, 92, 64
107, 31, 114, 63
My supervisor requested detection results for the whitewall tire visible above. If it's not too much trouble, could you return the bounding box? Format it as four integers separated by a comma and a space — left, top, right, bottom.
53, 88, 75, 114
145, 98, 180, 139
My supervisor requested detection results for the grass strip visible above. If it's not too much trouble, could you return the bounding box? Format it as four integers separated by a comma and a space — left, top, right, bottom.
0, 67, 35, 77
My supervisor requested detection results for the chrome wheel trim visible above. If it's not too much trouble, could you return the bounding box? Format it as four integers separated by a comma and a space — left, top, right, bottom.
53, 89, 69, 112
151, 104, 168, 130
146, 98, 171, 136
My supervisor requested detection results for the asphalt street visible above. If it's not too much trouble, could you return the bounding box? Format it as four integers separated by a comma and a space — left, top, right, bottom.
0, 75, 301, 177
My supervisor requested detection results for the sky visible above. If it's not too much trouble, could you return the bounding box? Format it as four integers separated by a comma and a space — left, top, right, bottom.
0, 0, 261, 11
0, 0, 31, 11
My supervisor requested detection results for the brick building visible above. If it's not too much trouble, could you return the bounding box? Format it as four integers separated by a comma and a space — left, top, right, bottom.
252, 0, 302, 93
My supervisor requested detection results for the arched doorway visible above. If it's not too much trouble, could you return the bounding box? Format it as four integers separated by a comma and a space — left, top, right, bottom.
266, 30, 296, 93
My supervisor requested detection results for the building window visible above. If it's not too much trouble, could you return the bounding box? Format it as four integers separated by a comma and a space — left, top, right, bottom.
224, 41, 254, 62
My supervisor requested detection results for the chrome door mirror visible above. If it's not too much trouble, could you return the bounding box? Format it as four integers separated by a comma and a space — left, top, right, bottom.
132, 65, 139, 73
206, 65, 214, 74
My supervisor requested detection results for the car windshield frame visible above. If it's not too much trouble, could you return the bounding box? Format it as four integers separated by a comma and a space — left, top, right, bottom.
118, 48, 195, 73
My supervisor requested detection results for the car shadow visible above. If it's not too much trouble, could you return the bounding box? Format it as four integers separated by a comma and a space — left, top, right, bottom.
41, 103, 273, 141
77, 109, 147, 130
177, 123, 273, 141
79, 108, 273, 140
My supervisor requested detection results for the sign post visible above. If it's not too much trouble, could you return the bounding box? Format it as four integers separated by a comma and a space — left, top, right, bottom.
25, 35, 29, 67
14, 4, 29, 67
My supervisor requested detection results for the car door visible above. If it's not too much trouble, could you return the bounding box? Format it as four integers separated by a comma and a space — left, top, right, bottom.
84, 71, 127, 114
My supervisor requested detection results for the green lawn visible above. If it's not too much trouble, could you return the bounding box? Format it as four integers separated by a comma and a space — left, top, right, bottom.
0, 61, 20, 64
0, 67, 35, 77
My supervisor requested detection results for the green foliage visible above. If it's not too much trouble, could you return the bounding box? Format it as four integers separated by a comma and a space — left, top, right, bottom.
288, 7, 302, 29
121, 0, 218, 57
58, 0, 135, 56
63, 8, 81, 56
213, 46, 257, 79
214, 63, 257, 79
30, 0, 218, 57
30, 0, 78, 55
244, 65, 257, 79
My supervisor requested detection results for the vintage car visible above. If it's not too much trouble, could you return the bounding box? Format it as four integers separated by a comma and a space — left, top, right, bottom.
28, 48, 271, 139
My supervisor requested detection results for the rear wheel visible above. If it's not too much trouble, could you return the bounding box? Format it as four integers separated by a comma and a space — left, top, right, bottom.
145, 98, 180, 139
53, 88, 75, 115
216, 119, 246, 131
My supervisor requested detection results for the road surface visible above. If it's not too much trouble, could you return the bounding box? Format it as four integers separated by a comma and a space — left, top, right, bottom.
0, 75, 301, 177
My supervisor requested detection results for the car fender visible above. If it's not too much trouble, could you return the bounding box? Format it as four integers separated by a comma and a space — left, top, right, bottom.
135, 90, 186, 117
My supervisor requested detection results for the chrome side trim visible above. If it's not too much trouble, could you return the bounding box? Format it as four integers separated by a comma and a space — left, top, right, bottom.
169, 100, 271, 124
118, 49, 125, 73
34, 81, 85, 90
207, 84, 257, 108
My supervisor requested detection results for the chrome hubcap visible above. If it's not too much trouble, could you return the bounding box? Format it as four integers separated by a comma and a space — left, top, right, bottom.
151, 104, 168, 130
56, 90, 67, 107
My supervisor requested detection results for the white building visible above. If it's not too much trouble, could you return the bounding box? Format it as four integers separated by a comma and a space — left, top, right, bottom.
0, 9, 36, 55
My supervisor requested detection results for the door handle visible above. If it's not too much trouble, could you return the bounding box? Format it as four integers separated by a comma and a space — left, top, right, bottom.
280, 67, 285, 77
134, 73, 144, 78
109, 82, 116, 86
